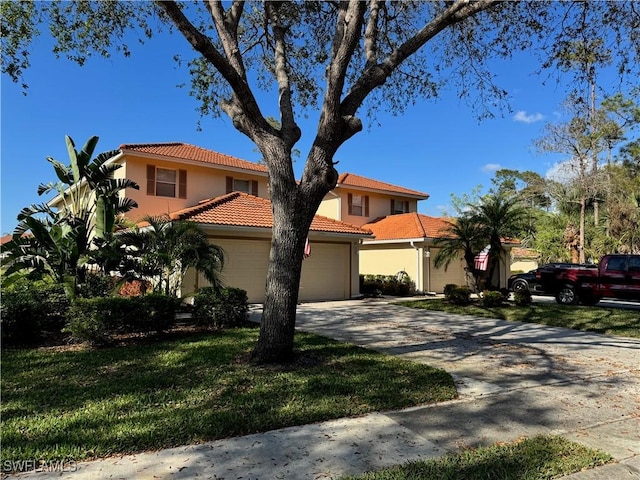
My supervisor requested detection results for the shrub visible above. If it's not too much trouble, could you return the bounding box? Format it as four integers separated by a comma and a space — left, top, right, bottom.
443, 284, 458, 298
192, 287, 249, 328
447, 286, 471, 306
481, 290, 504, 307
141, 294, 181, 332
0, 281, 69, 345
65, 295, 179, 344
77, 273, 117, 298
359, 273, 416, 297
513, 289, 533, 307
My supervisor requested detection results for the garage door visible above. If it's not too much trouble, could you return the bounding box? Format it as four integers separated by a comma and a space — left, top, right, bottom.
300, 242, 350, 301
188, 238, 351, 303
428, 248, 466, 293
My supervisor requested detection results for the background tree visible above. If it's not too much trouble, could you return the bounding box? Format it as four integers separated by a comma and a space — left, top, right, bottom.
3, 1, 639, 362
116, 215, 225, 297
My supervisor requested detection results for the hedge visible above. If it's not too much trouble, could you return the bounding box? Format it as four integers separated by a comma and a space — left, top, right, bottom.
192, 287, 249, 328
0, 281, 69, 345
65, 294, 180, 345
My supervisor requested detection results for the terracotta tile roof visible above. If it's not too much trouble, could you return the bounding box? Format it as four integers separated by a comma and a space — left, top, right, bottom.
119, 142, 268, 173
362, 213, 454, 241
1, 234, 13, 246
163, 192, 370, 236
337, 173, 429, 198
511, 247, 535, 258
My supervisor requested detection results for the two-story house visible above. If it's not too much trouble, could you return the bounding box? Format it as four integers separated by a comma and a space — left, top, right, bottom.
317, 173, 515, 293
110, 143, 370, 303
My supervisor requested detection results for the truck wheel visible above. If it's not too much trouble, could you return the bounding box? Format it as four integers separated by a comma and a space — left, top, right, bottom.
556, 284, 578, 305
512, 279, 529, 292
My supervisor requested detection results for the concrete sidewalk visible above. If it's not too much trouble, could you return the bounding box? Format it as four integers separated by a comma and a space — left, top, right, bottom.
6, 298, 640, 479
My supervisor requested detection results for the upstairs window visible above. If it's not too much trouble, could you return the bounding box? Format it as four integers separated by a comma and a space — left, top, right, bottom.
147, 165, 187, 199
391, 199, 409, 214
348, 193, 369, 216
226, 176, 259, 196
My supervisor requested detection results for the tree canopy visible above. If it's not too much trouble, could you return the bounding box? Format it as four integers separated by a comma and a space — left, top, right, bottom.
3, 1, 639, 362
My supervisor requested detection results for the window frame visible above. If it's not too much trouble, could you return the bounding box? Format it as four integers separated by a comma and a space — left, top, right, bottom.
147, 165, 187, 199
348, 193, 369, 217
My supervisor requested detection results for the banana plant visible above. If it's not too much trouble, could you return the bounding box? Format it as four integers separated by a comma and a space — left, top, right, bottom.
3, 135, 140, 297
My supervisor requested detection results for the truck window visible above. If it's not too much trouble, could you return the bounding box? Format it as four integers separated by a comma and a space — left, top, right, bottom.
605, 257, 626, 271
629, 257, 640, 272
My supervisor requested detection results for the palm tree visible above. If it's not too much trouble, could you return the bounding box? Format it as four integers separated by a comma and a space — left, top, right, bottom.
433, 215, 486, 291
472, 193, 530, 289
2, 135, 139, 297
116, 215, 225, 296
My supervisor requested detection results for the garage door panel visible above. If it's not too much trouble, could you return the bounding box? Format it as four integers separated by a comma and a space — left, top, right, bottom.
300, 243, 349, 301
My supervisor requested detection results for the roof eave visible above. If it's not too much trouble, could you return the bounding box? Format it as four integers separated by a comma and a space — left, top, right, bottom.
334, 184, 429, 200
120, 148, 269, 177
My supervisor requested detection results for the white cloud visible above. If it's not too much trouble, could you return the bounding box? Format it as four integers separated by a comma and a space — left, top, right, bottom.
513, 111, 544, 124
545, 160, 579, 183
482, 163, 502, 173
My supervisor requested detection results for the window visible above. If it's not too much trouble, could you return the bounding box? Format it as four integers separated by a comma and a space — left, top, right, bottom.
391, 199, 409, 215
348, 193, 369, 216
629, 257, 640, 272
605, 256, 626, 271
147, 165, 186, 199
226, 176, 259, 195
233, 179, 250, 193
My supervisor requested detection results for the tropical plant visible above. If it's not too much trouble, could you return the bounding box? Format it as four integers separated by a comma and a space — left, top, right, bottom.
116, 215, 225, 296
472, 194, 530, 289
1, 135, 139, 297
433, 215, 486, 291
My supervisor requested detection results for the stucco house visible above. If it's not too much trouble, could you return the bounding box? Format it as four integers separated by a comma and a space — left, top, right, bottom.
50, 141, 515, 299
109, 143, 370, 303
314, 174, 516, 293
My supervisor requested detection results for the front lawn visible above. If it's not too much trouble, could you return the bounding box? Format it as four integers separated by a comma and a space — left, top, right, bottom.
398, 298, 640, 338
340, 435, 612, 480
1, 327, 456, 466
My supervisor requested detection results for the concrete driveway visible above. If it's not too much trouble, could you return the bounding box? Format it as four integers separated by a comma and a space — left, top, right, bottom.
8, 298, 639, 480
293, 298, 640, 476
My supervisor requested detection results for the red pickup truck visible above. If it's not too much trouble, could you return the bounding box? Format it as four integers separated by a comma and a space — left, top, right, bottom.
536, 254, 640, 305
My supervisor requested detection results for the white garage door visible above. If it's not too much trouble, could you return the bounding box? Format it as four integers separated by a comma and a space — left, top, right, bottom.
190, 238, 351, 303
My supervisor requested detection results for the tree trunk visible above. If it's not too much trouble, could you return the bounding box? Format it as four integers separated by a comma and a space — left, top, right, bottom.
252, 208, 308, 363
579, 197, 586, 264
251, 147, 332, 364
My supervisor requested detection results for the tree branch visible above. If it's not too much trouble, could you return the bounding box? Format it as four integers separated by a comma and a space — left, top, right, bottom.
342, 0, 500, 116
266, 2, 301, 149
364, 0, 383, 68
206, 0, 246, 77
156, 1, 270, 139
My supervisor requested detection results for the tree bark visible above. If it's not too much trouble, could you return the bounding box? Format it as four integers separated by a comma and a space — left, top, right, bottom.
579, 197, 586, 264
251, 146, 334, 363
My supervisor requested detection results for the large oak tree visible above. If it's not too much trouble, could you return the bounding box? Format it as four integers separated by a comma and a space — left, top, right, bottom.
2, 1, 638, 362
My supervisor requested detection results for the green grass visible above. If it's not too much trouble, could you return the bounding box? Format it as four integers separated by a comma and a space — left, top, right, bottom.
398, 299, 640, 338
340, 435, 612, 480
1, 327, 456, 465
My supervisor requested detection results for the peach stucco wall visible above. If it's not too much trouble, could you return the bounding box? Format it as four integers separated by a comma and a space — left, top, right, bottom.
334, 188, 418, 227
117, 154, 269, 222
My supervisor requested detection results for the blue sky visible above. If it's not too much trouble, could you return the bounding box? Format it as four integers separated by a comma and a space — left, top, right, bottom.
0, 23, 624, 235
